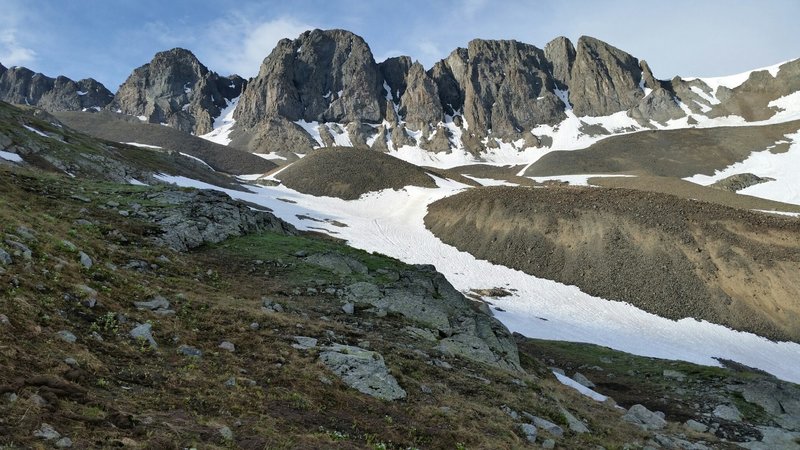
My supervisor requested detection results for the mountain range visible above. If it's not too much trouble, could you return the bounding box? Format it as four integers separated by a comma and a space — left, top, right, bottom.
3, 29, 798, 161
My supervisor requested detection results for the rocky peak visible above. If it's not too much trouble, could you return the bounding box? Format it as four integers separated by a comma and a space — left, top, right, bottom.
0, 65, 113, 112
235, 29, 383, 127
399, 62, 442, 132
544, 36, 576, 89
379, 56, 413, 104
431, 39, 564, 140
568, 36, 644, 116
108, 47, 244, 135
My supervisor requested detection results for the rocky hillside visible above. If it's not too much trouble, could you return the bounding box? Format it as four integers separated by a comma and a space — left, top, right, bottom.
107, 48, 245, 136
425, 186, 800, 343
2, 165, 798, 449
0, 63, 113, 112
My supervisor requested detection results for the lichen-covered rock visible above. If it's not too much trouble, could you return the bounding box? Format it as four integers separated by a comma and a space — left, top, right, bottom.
623, 404, 667, 430
318, 344, 406, 400
146, 189, 296, 251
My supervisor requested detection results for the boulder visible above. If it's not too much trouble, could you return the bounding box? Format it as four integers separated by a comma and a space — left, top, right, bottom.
318, 344, 406, 401
623, 404, 667, 430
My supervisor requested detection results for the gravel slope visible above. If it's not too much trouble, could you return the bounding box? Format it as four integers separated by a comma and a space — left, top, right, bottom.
425, 185, 800, 342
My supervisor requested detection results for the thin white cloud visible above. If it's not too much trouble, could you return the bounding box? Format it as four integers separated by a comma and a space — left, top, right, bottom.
203, 16, 314, 77
0, 30, 36, 66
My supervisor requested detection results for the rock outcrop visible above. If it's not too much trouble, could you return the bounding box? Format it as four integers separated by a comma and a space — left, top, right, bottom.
108, 48, 244, 135
0, 64, 112, 111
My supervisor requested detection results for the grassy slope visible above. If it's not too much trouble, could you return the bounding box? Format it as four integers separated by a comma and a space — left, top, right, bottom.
0, 167, 663, 449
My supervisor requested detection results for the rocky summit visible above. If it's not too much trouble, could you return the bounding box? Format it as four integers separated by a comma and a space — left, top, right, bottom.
0, 64, 113, 112
108, 48, 245, 136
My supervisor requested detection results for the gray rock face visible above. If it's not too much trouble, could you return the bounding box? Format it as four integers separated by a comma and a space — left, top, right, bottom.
623, 404, 667, 430
146, 189, 295, 252
519, 423, 537, 443
344, 266, 522, 372
544, 36, 576, 88
318, 344, 406, 400
399, 62, 442, 132
713, 404, 742, 422
305, 252, 368, 275
569, 36, 644, 117
234, 29, 384, 151
129, 323, 157, 349
108, 48, 244, 135
0, 66, 112, 111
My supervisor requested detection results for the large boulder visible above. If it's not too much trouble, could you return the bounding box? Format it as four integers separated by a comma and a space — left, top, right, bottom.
318, 344, 406, 401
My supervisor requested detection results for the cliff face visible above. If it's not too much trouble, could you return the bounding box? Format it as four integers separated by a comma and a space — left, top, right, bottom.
0, 64, 113, 112
107, 48, 245, 135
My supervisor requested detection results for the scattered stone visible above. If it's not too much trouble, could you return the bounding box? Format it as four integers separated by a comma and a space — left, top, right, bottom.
573, 372, 596, 388
129, 323, 157, 349
64, 357, 79, 368
61, 240, 77, 252
33, 423, 61, 440
2, 392, 18, 403
249, 322, 260, 331
0, 314, 9, 325
30, 394, 48, 407
292, 336, 318, 350
420, 384, 433, 394
685, 419, 708, 433
224, 377, 237, 388
56, 330, 77, 343
78, 251, 93, 269
623, 404, 667, 430
519, 423, 537, 443
219, 341, 236, 352
262, 298, 285, 313
319, 375, 332, 385
5, 240, 31, 259
560, 407, 590, 434
542, 439, 556, 449
305, 252, 368, 275
318, 344, 406, 400
218, 425, 233, 441
526, 414, 564, 437
663, 369, 687, 381
90, 331, 104, 342
70, 195, 91, 203
0, 248, 13, 265
118, 210, 130, 217
134, 296, 170, 311
177, 345, 202, 357
432, 359, 452, 370
15, 226, 36, 241
501, 405, 520, 420
55, 437, 73, 448
341, 302, 355, 315
713, 404, 742, 422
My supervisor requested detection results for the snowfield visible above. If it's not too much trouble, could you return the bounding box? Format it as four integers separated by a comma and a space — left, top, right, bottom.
684, 131, 800, 206
154, 173, 800, 384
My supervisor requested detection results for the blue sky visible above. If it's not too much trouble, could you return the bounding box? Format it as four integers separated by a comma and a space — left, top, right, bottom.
2, 0, 799, 90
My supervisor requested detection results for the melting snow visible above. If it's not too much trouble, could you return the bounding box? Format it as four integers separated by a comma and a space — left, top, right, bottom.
684, 60, 790, 95
200, 96, 239, 146
179, 152, 213, 169
553, 372, 608, 402
76, 90, 88, 96
124, 142, 162, 149
684, 131, 800, 206
528, 174, 635, 186
0, 150, 23, 162
23, 125, 49, 138
151, 172, 800, 383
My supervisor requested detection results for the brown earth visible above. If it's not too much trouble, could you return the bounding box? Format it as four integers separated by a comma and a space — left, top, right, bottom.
525, 120, 800, 178
276, 147, 438, 199
425, 185, 800, 342
53, 110, 277, 175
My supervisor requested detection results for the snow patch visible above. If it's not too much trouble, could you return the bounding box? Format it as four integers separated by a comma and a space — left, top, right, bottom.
684, 131, 800, 206
462, 175, 518, 186
128, 178, 148, 186
200, 96, 239, 146
553, 372, 608, 402
76, 90, 88, 96
0, 150, 23, 162
123, 142, 162, 149
529, 174, 635, 186
23, 125, 49, 138
179, 152, 213, 169
255, 152, 288, 161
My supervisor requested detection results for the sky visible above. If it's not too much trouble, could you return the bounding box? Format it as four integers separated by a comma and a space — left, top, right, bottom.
2, 0, 799, 91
